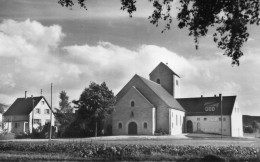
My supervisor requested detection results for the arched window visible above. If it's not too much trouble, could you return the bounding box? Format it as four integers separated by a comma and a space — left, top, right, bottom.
156, 78, 160, 84
143, 122, 147, 129
118, 122, 122, 129
176, 80, 179, 86
131, 101, 135, 107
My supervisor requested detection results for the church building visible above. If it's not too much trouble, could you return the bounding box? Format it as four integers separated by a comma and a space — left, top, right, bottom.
111, 62, 243, 137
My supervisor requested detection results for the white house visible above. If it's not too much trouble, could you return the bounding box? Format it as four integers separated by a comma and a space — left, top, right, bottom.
3, 96, 54, 134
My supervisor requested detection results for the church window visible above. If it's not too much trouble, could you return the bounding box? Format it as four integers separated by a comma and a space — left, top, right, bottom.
118, 123, 122, 129
219, 117, 221, 121
156, 79, 160, 84
143, 122, 147, 129
130, 111, 134, 118
131, 101, 135, 107
176, 80, 178, 86
223, 117, 226, 121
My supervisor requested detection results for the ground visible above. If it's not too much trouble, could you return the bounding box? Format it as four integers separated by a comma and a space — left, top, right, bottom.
2, 133, 260, 147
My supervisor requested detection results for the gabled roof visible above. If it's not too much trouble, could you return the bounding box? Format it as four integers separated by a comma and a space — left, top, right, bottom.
116, 74, 185, 112
3, 96, 50, 116
149, 62, 180, 78
177, 96, 236, 116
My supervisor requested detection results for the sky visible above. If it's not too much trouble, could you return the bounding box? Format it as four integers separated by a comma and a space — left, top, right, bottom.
0, 0, 259, 115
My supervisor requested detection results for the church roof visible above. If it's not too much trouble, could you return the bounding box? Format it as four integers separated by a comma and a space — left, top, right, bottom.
3, 96, 50, 116
176, 96, 236, 116
116, 74, 185, 111
149, 62, 180, 78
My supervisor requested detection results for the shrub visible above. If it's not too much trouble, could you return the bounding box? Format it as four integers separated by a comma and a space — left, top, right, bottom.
244, 126, 254, 133
0, 132, 15, 140
154, 128, 169, 135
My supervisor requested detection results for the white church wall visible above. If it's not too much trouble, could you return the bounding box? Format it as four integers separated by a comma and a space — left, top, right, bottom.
169, 108, 185, 135
231, 102, 243, 137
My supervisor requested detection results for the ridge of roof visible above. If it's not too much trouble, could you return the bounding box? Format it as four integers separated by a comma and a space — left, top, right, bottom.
136, 75, 185, 111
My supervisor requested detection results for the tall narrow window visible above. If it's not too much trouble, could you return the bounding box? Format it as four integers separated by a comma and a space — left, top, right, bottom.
156, 79, 160, 84
118, 123, 122, 129
176, 80, 179, 86
131, 101, 135, 107
143, 122, 147, 129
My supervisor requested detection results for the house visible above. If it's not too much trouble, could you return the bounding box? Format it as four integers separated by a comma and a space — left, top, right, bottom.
111, 62, 243, 137
3, 95, 54, 134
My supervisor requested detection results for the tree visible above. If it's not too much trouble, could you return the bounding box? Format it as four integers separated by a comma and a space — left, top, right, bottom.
73, 82, 116, 137
251, 120, 260, 133
58, 0, 260, 65
54, 91, 75, 137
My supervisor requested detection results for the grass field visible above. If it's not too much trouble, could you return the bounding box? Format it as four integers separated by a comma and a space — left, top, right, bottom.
1, 134, 260, 161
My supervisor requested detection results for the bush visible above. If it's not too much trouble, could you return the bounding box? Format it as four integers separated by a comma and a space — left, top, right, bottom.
0, 132, 15, 140
154, 128, 169, 135
244, 126, 254, 133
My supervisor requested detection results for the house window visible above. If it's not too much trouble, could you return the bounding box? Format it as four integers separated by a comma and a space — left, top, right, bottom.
118, 122, 122, 129
35, 108, 40, 114
223, 117, 226, 121
42, 101, 45, 105
204, 117, 207, 121
156, 79, 160, 84
219, 117, 221, 121
44, 109, 50, 114
197, 118, 200, 121
131, 101, 135, 107
176, 80, 178, 86
143, 122, 148, 129
15, 122, 19, 128
33, 119, 41, 124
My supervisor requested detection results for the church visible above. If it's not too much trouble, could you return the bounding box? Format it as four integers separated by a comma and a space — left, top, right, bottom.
111, 62, 243, 137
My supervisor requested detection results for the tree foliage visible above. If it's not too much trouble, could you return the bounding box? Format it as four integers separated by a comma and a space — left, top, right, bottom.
72, 82, 115, 136
57, 0, 260, 65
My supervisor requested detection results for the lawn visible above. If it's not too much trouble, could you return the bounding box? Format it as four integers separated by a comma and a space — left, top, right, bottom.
1, 134, 260, 161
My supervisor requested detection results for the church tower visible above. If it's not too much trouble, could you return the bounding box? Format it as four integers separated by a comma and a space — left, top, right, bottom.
149, 62, 180, 98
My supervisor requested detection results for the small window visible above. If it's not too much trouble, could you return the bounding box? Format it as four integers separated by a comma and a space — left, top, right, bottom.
223, 117, 226, 121
219, 117, 221, 121
197, 118, 200, 121
131, 101, 135, 107
44, 109, 50, 114
15, 122, 19, 128
156, 79, 160, 84
42, 101, 45, 105
176, 80, 179, 86
204, 117, 207, 121
143, 122, 147, 129
118, 123, 122, 129
35, 108, 40, 114
130, 111, 134, 118
33, 119, 41, 124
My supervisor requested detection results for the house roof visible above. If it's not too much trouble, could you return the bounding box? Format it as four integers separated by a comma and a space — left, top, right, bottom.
3, 96, 51, 116
116, 74, 185, 112
176, 96, 236, 116
149, 62, 180, 78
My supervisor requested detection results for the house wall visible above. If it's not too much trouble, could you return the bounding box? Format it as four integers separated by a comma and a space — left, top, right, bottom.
231, 102, 243, 137
113, 87, 155, 135
185, 115, 231, 136
169, 109, 185, 135
29, 98, 55, 133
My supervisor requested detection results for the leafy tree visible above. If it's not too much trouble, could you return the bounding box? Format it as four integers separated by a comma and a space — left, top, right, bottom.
58, 0, 260, 65
251, 120, 260, 133
73, 82, 115, 137
0, 103, 7, 113
54, 91, 75, 137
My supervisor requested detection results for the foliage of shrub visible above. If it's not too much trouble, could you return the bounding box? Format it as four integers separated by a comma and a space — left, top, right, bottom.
244, 126, 254, 133
0, 142, 259, 161
154, 128, 169, 135
0, 132, 15, 140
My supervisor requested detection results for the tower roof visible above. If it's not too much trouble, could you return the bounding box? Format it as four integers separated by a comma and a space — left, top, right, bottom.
149, 62, 180, 78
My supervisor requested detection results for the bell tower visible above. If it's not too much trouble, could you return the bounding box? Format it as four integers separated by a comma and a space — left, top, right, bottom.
149, 62, 180, 98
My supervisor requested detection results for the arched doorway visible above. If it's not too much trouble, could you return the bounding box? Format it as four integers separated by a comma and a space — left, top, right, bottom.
187, 120, 193, 133
128, 122, 137, 135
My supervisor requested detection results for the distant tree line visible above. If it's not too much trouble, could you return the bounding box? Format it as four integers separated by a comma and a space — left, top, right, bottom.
244, 120, 260, 134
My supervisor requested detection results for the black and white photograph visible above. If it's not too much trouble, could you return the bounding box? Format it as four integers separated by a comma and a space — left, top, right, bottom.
0, 0, 260, 161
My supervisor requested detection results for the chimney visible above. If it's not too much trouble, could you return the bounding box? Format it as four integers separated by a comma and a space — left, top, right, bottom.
219, 93, 222, 99
31, 95, 33, 98
201, 95, 203, 98
25, 91, 27, 99
214, 94, 217, 97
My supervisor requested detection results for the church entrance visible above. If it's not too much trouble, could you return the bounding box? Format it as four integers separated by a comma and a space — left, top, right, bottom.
128, 122, 137, 135
187, 120, 193, 133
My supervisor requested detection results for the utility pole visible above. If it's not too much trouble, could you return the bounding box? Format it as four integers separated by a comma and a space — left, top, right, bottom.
220, 93, 223, 139
49, 83, 53, 140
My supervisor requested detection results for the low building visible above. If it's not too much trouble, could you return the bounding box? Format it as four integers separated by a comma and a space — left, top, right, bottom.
3, 96, 54, 134
110, 62, 243, 137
